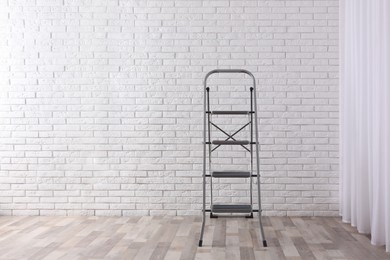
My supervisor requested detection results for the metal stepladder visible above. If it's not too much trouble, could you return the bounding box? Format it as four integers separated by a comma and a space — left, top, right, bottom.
198, 69, 267, 247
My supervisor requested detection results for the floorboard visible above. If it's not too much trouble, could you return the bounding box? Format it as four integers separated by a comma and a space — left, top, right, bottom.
0, 216, 388, 259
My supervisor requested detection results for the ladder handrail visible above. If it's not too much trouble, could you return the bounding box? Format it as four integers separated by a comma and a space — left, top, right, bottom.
203, 69, 256, 90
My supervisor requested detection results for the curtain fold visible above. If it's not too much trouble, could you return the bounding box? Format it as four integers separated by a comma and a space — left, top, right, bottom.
340, 0, 390, 252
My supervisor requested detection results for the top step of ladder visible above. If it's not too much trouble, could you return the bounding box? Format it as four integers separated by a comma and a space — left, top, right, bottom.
207, 111, 252, 115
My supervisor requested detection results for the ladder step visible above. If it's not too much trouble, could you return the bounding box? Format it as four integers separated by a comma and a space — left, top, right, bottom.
212, 204, 252, 213
212, 140, 250, 145
209, 111, 251, 115
212, 171, 250, 178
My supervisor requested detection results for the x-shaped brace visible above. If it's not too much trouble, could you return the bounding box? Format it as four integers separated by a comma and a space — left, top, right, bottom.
211, 122, 251, 152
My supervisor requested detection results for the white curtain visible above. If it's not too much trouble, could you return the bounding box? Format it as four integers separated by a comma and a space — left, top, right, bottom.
340, 0, 390, 252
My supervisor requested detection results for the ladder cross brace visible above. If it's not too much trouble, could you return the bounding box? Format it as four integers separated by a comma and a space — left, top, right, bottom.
210, 122, 250, 152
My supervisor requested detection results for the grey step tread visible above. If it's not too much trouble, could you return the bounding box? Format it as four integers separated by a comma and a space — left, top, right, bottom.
212, 204, 252, 213
212, 140, 250, 145
212, 171, 250, 178
210, 111, 251, 115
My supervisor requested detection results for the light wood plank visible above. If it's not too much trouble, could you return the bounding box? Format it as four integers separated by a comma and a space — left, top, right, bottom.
0, 216, 387, 260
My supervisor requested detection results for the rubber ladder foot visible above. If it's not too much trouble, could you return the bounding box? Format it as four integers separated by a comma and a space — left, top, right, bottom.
198, 240, 203, 247
263, 240, 268, 247
245, 213, 253, 219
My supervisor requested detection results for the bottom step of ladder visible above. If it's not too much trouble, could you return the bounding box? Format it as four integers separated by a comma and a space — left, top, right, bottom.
212, 171, 250, 178
212, 204, 252, 213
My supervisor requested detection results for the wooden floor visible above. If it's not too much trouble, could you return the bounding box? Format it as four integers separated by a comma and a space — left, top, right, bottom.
0, 216, 389, 260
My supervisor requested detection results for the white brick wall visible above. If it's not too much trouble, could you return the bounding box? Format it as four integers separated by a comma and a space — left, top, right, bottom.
0, 0, 339, 216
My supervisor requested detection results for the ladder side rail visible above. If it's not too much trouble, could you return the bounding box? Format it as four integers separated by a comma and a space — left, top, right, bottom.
198, 76, 208, 247
250, 87, 254, 214
252, 75, 267, 247
206, 88, 213, 213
